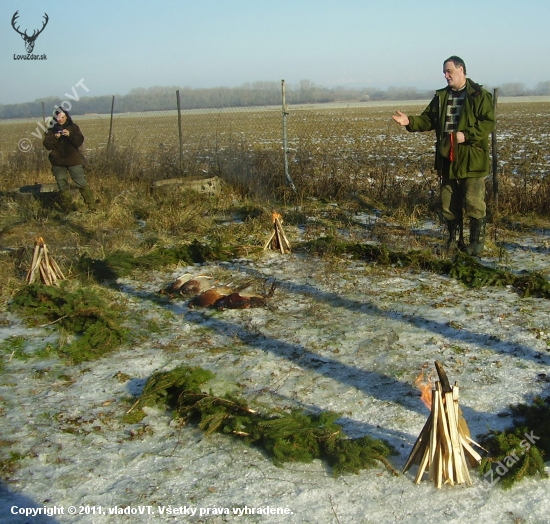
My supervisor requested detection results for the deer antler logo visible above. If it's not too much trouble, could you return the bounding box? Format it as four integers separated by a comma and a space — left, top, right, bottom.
11, 11, 49, 54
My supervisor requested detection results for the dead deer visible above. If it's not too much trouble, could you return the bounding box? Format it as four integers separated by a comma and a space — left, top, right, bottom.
213, 281, 277, 310
188, 288, 229, 308
161, 274, 217, 297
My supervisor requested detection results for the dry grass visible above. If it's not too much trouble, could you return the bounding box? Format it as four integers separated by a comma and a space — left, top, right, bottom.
1, 101, 549, 307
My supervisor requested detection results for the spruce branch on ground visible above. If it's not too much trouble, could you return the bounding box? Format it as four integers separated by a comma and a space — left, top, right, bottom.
478, 396, 550, 488
129, 365, 398, 477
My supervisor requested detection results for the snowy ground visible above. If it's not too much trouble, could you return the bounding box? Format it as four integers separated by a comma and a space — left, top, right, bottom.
1, 220, 550, 524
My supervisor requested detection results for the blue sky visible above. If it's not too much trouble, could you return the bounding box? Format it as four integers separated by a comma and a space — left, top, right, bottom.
1, 0, 549, 104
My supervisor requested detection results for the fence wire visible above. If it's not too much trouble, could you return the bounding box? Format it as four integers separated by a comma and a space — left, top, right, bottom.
2, 90, 550, 214
0, 97, 451, 206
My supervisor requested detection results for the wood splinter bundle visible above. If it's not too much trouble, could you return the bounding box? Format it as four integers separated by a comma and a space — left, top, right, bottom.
26, 237, 65, 286
403, 361, 485, 488
264, 211, 291, 254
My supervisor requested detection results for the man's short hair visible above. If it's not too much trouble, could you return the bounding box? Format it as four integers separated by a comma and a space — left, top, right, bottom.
444, 56, 467, 74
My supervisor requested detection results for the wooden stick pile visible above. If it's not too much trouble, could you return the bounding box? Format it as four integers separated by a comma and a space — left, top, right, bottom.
403, 361, 483, 488
264, 211, 291, 254
26, 237, 65, 286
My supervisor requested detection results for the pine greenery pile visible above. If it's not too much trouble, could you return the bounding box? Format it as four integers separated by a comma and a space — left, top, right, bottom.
76, 239, 239, 281
514, 272, 550, 298
129, 365, 397, 476
9, 283, 128, 363
300, 237, 550, 298
479, 396, 550, 488
73, 233, 550, 298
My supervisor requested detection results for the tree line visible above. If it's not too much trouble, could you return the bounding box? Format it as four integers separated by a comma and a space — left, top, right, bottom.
2, 80, 550, 120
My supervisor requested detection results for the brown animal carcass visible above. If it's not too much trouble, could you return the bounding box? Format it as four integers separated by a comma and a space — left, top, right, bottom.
188, 286, 232, 308
188, 288, 224, 308
188, 281, 277, 310
162, 274, 216, 297
179, 276, 217, 295
213, 281, 277, 310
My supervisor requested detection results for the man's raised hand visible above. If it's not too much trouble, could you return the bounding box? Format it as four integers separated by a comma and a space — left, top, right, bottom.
392, 111, 410, 126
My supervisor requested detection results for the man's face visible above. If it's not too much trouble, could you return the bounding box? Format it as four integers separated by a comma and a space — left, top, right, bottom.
443, 61, 466, 90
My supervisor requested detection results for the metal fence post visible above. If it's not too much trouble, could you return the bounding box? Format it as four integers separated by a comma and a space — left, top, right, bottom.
176, 89, 184, 174
107, 95, 115, 153
281, 79, 296, 193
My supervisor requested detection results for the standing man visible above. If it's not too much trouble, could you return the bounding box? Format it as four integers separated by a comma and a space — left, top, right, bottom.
392, 56, 494, 256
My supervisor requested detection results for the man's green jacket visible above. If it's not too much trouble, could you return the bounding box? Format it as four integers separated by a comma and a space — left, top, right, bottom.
406, 78, 495, 179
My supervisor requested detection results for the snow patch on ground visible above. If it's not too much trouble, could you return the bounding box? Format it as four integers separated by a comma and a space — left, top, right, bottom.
1, 225, 550, 523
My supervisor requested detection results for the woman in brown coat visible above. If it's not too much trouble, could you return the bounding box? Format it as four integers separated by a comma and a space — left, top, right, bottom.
43, 109, 96, 211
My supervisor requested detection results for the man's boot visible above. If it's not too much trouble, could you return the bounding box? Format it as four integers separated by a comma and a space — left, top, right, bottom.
445, 219, 464, 252
79, 186, 97, 211
464, 217, 487, 256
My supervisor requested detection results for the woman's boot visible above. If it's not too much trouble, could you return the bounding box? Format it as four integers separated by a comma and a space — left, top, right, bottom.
57, 190, 77, 212
79, 186, 97, 211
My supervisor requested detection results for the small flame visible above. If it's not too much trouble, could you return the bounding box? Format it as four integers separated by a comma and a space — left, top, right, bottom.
415, 364, 434, 410
272, 211, 282, 223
